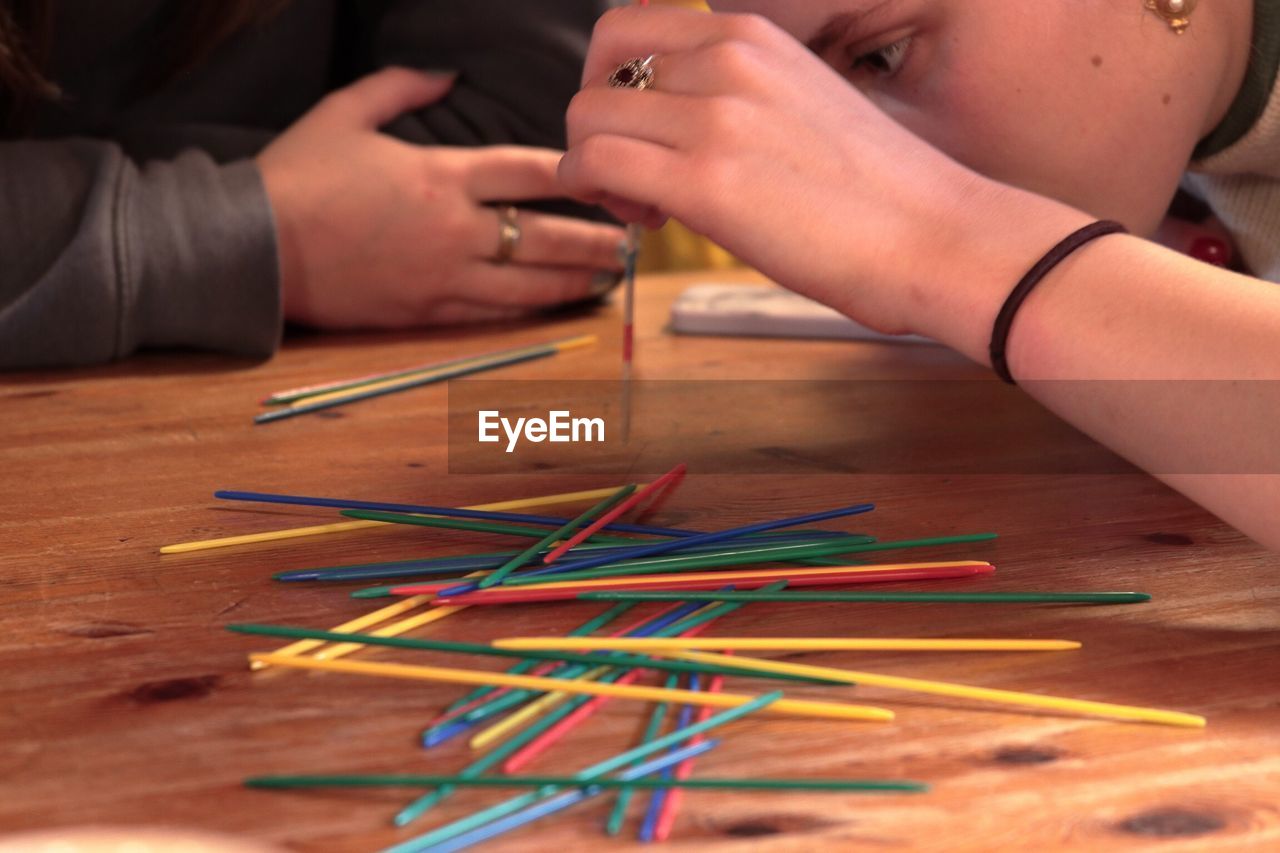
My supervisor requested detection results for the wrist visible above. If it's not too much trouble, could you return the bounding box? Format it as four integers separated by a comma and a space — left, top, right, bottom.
907, 177, 1095, 366
258, 162, 308, 322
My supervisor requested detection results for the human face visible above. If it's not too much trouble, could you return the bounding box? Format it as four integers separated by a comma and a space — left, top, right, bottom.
708, 0, 1248, 234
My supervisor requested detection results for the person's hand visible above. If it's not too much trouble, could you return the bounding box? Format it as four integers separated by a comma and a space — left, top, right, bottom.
559, 7, 1091, 352
258, 67, 626, 328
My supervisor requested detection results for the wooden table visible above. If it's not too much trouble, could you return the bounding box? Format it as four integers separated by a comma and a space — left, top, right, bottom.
2, 272, 1277, 851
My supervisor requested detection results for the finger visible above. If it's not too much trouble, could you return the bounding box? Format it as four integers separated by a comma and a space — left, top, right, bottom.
567, 87, 701, 151
632, 40, 786, 98
601, 195, 665, 228
584, 6, 775, 86
413, 299, 528, 325
459, 264, 615, 309
475, 208, 627, 271
559, 135, 684, 214
460, 146, 568, 201
319, 67, 456, 129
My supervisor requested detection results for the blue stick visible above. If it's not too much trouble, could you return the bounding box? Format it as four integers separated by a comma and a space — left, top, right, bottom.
639, 674, 699, 842
276, 531, 852, 583
436, 503, 875, 596
518, 502, 876, 577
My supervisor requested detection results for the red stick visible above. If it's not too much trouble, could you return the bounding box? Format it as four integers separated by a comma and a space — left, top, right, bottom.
654, 658, 727, 841
633, 465, 686, 522
542, 464, 687, 564
394, 562, 991, 598
501, 618, 717, 773
416, 565, 994, 605
423, 602, 693, 728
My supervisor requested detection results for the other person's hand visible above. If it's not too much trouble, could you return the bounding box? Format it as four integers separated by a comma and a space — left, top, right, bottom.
259, 67, 626, 328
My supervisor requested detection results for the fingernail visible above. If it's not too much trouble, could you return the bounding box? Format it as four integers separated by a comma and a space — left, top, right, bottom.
1189, 236, 1230, 267
592, 270, 623, 297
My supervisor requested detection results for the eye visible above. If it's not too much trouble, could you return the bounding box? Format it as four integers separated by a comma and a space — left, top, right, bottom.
849, 37, 911, 77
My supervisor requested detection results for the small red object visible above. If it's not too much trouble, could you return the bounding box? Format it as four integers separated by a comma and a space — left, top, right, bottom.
622, 324, 634, 362
1189, 236, 1230, 267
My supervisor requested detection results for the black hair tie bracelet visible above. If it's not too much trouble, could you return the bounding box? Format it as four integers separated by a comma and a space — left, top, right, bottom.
989, 220, 1128, 384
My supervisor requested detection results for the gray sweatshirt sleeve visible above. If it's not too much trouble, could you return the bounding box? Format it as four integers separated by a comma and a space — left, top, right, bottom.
0, 139, 279, 369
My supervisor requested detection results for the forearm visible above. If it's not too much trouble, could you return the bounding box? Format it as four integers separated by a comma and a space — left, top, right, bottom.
921, 185, 1280, 547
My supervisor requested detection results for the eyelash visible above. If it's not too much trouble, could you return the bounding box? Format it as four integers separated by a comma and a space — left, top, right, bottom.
849, 37, 911, 77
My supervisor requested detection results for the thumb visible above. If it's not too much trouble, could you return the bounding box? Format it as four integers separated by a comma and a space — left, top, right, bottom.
321, 67, 457, 129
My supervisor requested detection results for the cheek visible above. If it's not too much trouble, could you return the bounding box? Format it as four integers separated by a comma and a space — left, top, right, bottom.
880, 28, 1203, 234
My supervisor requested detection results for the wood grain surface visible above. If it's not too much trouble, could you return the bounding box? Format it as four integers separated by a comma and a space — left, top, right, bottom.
1, 273, 1277, 852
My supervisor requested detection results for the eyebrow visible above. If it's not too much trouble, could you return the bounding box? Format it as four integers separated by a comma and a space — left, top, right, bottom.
805, 1, 901, 54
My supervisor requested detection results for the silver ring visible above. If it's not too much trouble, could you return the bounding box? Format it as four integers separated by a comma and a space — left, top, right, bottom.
608, 56, 656, 90
494, 206, 521, 265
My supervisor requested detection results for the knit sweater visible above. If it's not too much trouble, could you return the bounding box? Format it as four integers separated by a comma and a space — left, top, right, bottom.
1185, 2, 1280, 281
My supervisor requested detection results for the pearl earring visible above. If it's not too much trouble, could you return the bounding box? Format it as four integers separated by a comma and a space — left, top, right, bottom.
1145, 0, 1198, 34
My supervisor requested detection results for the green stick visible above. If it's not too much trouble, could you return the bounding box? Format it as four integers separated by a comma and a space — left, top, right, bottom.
577, 591, 1151, 605
351, 585, 402, 599
479, 485, 638, 589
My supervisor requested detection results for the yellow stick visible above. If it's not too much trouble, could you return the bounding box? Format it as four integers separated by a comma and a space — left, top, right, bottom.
249, 595, 431, 671
247, 653, 894, 723
161, 520, 384, 553
288, 335, 597, 408
160, 485, 635, 554
667, 651, 1205, 729
469, 666, 611, 751
493, 637, 1081, 653
254, 578, 480, 671
311, 605, 467, 662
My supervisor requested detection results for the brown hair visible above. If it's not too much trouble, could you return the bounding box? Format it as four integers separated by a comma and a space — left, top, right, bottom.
1, 0, 291, 128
